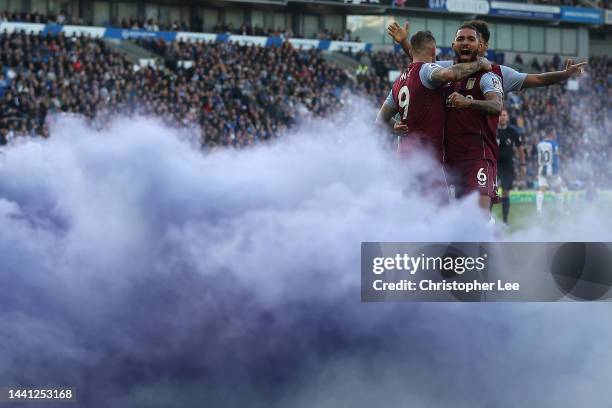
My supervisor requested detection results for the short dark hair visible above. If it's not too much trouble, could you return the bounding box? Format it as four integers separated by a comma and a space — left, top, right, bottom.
465, 20, 490, 43
409, 30, 436, 54
455, 24, 480, 40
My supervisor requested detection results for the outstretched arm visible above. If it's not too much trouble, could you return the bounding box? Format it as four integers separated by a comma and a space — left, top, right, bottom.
522, 59, 586, 88
430, 57, 492, 85
388, 22, 410, 57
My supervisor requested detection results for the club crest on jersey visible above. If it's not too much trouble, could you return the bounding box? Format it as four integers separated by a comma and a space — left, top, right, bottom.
492, 77, 502, 92
466, 78, 476, 90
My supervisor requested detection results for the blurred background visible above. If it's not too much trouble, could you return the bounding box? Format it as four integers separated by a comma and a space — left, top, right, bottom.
0, 0, 610, 190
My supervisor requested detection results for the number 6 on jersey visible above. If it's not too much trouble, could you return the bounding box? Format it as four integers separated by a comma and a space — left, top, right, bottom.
477, 167, 487, 186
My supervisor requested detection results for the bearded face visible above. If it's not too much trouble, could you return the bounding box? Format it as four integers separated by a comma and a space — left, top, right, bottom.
452, 28, 480, 63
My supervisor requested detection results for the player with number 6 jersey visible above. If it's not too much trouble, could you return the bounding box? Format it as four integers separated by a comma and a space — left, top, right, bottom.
387, 19, 586, 217
375, 30, 492, 203
444, 24, 505, 211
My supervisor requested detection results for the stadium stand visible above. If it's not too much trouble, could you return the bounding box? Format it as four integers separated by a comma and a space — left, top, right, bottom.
0, 18, 609, 187
0, 11, 360, 40
0, 30, 374, 149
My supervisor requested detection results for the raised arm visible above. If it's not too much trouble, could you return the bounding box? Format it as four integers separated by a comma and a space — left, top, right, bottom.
388, 22, 411, 57
430, 57, 492, 85
522, 59, 586, 88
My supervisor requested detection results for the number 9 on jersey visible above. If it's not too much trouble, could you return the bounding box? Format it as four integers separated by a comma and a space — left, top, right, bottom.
398, 86, 410, 120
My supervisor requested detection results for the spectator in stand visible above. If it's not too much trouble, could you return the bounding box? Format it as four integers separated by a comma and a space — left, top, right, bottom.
514, 53, 524, 66
0, 73, 8, 97
145, 19, 160, 31
343, 29, 351, 42
553, 54, 561, 71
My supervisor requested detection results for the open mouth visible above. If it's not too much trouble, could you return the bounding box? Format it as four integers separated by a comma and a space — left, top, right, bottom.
460, 49, 472, 56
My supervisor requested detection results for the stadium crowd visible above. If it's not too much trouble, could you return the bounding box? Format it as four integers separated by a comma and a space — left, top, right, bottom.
513, 55, 612, 189
0, 30, 377, 149
0, 23, 609, 187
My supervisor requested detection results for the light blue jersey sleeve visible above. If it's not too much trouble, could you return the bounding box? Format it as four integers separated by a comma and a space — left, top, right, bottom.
384, 89, 396, 109
440, 61, 526, 93
500, 65, 527, 93
418, 62, 444, 90
436, 60, 453, 68
480, 72, 504, 96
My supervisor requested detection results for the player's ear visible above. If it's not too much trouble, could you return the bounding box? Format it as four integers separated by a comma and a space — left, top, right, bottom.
408, 48, 413, 60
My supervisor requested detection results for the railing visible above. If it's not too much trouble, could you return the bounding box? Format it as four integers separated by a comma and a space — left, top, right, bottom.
0, 22, 372, 52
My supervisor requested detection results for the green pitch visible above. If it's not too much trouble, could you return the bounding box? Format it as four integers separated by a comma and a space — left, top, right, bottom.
490, 201, 540, 232
491, 190, 609, 233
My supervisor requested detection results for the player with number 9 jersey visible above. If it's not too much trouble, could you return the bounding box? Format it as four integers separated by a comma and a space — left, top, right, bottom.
379, 30, 491, 202
391, 62, 446, 162
384, 30, 490, 162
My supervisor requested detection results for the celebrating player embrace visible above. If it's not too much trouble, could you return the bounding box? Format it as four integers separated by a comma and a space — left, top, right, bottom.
376, 30, 492, 200
376, 30, 491, 162
384, 19, 586, 223
444, 24, 504, 213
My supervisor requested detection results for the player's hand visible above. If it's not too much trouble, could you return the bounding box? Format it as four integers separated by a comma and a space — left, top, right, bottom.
448, 92, 471, 108
393, 121, 408, 135
387, 21, 409, 44
564, 59, 587, 77
478, 57, 493, 72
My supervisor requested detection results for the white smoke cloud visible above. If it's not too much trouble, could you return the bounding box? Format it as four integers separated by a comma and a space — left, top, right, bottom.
0, 100, 610, 407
